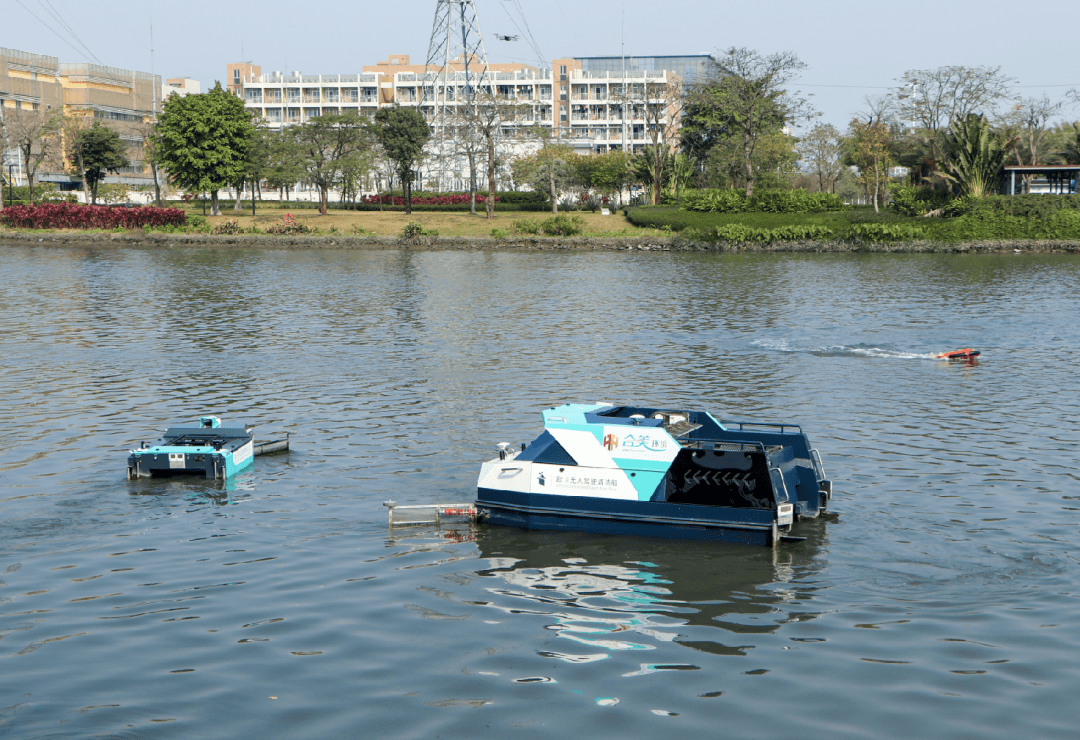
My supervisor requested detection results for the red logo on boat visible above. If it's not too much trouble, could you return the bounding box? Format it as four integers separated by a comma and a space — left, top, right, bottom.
603, 434, 619, 451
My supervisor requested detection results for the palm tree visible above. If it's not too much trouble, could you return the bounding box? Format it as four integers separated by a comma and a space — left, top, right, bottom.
942, 114, 1009, 197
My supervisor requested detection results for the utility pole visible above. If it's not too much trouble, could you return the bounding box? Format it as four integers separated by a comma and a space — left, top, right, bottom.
421, 0, 491, 192
0, 91, 11, 209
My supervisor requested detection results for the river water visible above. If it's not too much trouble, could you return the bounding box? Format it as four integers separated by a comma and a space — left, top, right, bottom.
1, 245, 1078, 739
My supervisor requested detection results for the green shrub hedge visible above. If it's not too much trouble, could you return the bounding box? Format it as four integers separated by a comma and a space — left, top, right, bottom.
674, 188, 846, 214
629, 202, 1080, 243
512, 214, 586, 236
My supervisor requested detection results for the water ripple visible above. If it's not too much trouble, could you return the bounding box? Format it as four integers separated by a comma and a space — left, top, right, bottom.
1, 248, 1079, 738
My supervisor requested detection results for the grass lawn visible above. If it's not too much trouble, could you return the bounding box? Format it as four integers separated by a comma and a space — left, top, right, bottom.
178, 204, 647, 238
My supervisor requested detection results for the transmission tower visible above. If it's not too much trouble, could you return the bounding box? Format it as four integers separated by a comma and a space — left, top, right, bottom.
422, 0, 492, 191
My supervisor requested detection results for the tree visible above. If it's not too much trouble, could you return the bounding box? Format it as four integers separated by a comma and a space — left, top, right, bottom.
1048, 121, 1080, 164
690, 123, 798, 191
1002, 96, 1065, 193
893, 66, 1014, 169
0, 105, 11, 210
72, 122, 130, 204
374, 105, 429, 215
339, 143, 376, 204
155, 83, 256, 216
134, 119, 165, 207
798, 123, 844, 193
442, 105, 486, 214
581, 149, 630, 206
942, 114, 1007, 198
630, 146, 671, 198
845, 118, 897, 212
288, 113, 372, 215
264, 129, 305, 203
513, 133, 576, 214
619, 77, 683, 204
59, 115, 93, 204
686, 48, 815, 197
455, 93, 530, 219
6, 108, 61, 206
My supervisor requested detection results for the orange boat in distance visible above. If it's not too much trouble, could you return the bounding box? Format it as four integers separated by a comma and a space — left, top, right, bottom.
935, 348, 981, 360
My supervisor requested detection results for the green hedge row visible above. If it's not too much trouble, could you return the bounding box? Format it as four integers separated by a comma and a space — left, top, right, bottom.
628, 204, 1080, 243
334, 202, 552, 212
891, 188, 1080, 219
670, 188, 847, 214
365, 190, 547, 205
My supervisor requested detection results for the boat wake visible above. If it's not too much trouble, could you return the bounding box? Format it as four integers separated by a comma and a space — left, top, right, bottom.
751, 339, 956, 361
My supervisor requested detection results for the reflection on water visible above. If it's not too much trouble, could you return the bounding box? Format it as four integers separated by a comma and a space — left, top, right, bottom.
476, 527, 825, 660
1, 247, 1080, 739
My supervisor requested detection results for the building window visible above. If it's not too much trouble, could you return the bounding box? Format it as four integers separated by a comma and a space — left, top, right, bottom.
265, 108, 282, 122
265, 89, 282, 104
286, 88, 301, 104
342, 88, 359, 103
559, 85, 567, 101
559, 65, 567, 81
245, 89, 263, 104
323, 88, 339, 103
94, 109, 141, 122
233, 69, 240, 84
303, 88, 320, 103
304, 107, 321, 119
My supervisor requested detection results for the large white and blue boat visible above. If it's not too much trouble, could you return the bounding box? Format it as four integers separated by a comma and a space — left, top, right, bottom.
477, 403, 833, 547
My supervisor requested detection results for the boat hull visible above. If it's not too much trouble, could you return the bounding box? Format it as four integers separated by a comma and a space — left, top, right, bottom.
477, 488, 781, 547
127, 440, 253, 480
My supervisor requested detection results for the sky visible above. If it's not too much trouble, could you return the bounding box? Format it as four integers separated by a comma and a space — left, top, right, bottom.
6, 0, 1079, 131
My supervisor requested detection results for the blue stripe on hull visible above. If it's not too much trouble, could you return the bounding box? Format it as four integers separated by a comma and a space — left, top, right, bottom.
477, 488, 777, 547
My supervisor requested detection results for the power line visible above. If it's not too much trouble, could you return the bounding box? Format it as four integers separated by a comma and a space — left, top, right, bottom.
499, 0, 545, 68
547, 0, 585, 53
34, 0, 104, 66
13, 0, 98, 64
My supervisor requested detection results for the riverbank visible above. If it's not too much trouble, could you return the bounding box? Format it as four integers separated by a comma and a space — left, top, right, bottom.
2, 228, 1080, 252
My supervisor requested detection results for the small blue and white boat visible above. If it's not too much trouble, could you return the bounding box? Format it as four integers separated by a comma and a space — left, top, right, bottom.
477, 403, 833, 547
127, 416, 289, 480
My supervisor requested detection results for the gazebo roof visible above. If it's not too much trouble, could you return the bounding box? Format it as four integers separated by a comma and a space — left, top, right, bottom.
1004, 164, 1080, 172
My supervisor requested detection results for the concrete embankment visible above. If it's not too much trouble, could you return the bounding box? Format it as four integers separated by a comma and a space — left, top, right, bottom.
2, 230, 1079, 252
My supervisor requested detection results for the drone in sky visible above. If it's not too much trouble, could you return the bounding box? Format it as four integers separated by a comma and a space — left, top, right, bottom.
495, 34, 520, 41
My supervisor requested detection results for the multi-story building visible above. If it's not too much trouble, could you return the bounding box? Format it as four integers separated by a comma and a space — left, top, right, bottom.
163, 78, 201, 101
1, 46, 162, 193
228, 53, 698, 190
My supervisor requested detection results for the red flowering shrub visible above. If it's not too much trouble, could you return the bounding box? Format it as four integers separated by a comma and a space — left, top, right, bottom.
0, 203, 187, 230
361, 193, 500, 206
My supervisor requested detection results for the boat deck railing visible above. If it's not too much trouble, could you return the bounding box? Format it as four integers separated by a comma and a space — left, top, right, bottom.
718, 420, 804, 434
680, 438, 780, 456
163, 433, 245, 448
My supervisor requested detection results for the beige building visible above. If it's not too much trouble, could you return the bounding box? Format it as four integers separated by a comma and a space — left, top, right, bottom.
228, 54, 683, 154
163, 77, 201, 101
226, 53, 689, 192
1, 46, 162, 193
